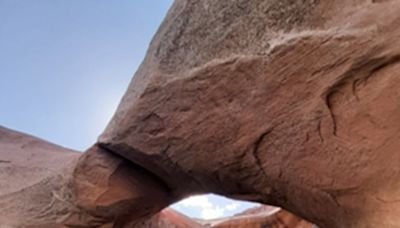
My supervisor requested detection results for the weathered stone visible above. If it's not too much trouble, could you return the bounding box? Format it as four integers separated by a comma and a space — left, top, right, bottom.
3, 0, 400, 227
131, 208, 203, 228
0, 126, 79, 227
99, 0, 400, 227
0, 125, 313, 228
209, 206, 314, 228
136, 206, 314, 228
0, 126, 171, 227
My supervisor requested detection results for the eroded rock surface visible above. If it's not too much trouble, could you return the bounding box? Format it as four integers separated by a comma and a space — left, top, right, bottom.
133, 206, 314, 228
98, 0, 400, 227
0, 126, 79, 227
0, 126, 171, 227
209, 206, 314, 228
2, 0, 400, 227
0, 126, 312, 228
132, 208, 203, 228
129, 206, 317, 228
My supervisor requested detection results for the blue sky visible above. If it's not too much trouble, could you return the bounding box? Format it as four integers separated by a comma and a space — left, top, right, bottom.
0, 0, 257, 219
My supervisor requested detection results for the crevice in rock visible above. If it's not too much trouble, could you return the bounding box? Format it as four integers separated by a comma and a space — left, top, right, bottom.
317, 119, 324, 142
323, 54, 400, 137
251, 128, 274, 180
324, 92, 338, 137
96, 143, 174, 197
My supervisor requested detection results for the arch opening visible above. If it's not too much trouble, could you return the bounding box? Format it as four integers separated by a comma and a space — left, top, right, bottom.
157, 194, 316, 227
170, 193, 262, 220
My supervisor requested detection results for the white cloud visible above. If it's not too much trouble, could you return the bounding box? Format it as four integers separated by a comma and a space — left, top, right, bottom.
173, 195, 244, 220
179, 195, 213, 208
201, 206, 225, 220
225, 202, 240, 211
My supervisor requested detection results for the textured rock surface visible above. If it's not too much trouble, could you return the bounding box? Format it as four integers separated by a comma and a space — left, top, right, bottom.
209, 206, 314, 228
0, 125, 311, 228
130, 206, 314, 228
0, 126, 171, 227
99, 0, 400, 227
132, 208, 203, 228
3, 0, 400, 227
0, 126, 80, 227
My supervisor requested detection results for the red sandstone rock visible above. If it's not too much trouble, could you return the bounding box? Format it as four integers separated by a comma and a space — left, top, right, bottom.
0, 126, 79, 227
132, 208, 203, 228
98, 0, 400, 227
0, 126, 171, 227
0, 127, 315, 228
209, 207, 314, 228
130, 206, 314, 228
0, 130, 313, 228
2, 1, 400, 227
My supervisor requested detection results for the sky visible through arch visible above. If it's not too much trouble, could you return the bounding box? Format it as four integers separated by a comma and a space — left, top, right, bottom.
0, 0, 258, 219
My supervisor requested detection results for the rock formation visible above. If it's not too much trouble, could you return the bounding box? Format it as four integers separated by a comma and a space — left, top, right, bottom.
137, 206, 315, 228
132, 208, 203, 228
0, 126, 171, 227
2, 0, 400, 227
201, 206, 314, 228
97, 0, 400, 227
0, 126, 313, 228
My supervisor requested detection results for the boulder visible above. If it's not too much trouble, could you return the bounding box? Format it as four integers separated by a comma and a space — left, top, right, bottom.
98, 0, 400, 227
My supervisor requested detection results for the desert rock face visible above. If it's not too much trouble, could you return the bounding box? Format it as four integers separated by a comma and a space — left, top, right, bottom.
197, 206, 314, 228
0, 126, 312, 227
136, 206, 314, 228
210, 211, 312, 228
98, 0, 400, 227
0, 126, 80, 227
131, 208, 203, 228
0, 127, 171, 227
2, 0, 400, 227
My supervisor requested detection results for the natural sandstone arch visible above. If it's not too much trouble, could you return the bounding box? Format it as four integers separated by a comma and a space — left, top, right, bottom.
0, 126, 313, 227
98, 0, 400, 227
1, 0, 400, 227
